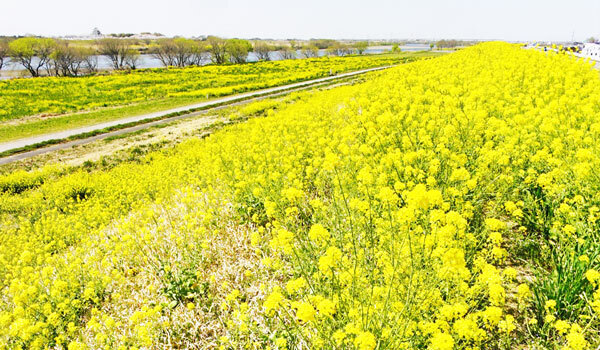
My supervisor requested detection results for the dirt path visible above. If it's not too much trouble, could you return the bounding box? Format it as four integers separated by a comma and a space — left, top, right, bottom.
0, 70, 374, 165
0, 66, 391, 157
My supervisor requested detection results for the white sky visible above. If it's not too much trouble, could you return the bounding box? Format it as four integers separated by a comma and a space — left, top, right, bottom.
0, 0, 598, 41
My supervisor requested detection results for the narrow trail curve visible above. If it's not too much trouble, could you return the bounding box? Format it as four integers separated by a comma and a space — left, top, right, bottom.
0, 66, 390, 165
0, 66, 391, 156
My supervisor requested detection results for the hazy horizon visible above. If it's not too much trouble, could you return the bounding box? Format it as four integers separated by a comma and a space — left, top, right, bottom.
1, 0, 599, 42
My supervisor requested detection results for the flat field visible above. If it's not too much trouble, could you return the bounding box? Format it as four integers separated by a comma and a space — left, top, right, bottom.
0, 53, 433, 143
2, 43, 600, 349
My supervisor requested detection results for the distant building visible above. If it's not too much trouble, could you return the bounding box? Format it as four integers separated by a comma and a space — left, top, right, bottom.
581, 43, 600, 59
92, 27, 102, 38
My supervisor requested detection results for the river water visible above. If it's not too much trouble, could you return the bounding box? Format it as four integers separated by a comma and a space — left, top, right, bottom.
0, 44, 430, 79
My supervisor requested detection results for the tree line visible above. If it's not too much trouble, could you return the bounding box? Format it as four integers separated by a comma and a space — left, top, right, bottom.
434, 39, 475, 49
0, 37, 371, 78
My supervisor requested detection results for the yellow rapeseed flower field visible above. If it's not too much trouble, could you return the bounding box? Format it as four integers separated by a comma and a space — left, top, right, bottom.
1, 42, 600, 349
0, 55, 413, 122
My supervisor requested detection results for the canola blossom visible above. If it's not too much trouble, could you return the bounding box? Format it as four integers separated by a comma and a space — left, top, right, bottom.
2, 42, 600, 349
0, 55, 415, 122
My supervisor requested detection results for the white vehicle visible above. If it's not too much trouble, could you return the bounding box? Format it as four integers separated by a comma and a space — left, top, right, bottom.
581, 43, 600, 60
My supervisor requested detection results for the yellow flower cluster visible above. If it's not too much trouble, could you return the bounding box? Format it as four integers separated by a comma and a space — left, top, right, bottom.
2, 42, 600, 348
0, 55, 417, 122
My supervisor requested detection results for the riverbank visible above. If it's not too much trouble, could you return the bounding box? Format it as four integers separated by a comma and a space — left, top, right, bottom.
0, 44, 433, 80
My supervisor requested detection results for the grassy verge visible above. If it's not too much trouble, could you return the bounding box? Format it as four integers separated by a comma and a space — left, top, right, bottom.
0, 74, 361, 160
0, 52, 444, 143
0, 97, 203, 143
0, 78, 326, 174
376, 50, 449, 58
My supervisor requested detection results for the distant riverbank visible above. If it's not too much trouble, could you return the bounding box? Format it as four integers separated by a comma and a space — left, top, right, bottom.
0, 44, 432, 80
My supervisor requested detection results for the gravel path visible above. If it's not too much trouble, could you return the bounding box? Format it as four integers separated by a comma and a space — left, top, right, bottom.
0, 66, 391, 155
0, 66, 388, 164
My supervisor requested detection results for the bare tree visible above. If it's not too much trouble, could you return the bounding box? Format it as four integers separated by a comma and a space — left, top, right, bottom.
190, 42, 209, 66
327, 43, 353, 56
435, 39, 466, 49
152, 39, 178, 66
9, 37, 56, 77
47, 41, 96, 76
124, 53, 139, 70
47, 42, 73, 76
173, 38, 198, 66
152, 38, 202, 67
253, 42, 272, 61
278, 46, 296, 60
81, 48, 99, 74
0, 40, 8, 71
207, 36, 228, 64
98, 38, 138, 70
300, 45, 319, 58
70, 48, 94, 76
